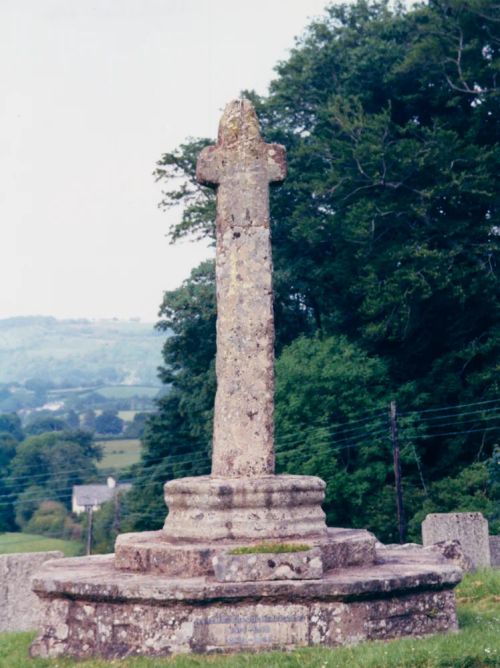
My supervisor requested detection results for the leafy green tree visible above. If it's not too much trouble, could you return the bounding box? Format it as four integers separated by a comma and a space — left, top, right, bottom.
8, 430, 101, 527
275, 335, 398, 538
0, 413, 23, 441
25, 415, 68, 436
123, 412, 148, 439
95, 411, 123, 435
14, 485, 47, 529
0, 430, 20, 531
65, 410, 80, 429
407, 461, 497, 539
82, 409, 96, 431
134, 0, 499, 540
86, 490, 131, 553
0, 432, 17, 470
25, 500, 82, 541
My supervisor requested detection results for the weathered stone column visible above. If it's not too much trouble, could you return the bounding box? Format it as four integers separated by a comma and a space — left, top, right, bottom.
197, 99, 286, 477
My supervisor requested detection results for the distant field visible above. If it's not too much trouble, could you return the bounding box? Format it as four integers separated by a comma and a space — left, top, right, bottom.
118, 410, 137, 421
96, 385, 159, 399
97, 438, 142, 469
0, 532, 82, 557
0, 316, 164, 387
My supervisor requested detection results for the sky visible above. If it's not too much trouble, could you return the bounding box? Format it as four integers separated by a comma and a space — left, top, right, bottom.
0, 0, 331, 322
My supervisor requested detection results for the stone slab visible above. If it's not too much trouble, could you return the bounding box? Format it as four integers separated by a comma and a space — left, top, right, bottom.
422, 512, 491, 570
213, 547, 323, 582
490, 535, 500, 568
30, 547, 461, 658
0, 551, 63, 632
115, 527, 376, 577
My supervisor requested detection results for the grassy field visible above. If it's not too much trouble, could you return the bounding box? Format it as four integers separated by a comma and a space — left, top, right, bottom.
0, 570, 498, 667
0, 532, 82, 557
118, 410, 138, 421
97, 438, 142, 470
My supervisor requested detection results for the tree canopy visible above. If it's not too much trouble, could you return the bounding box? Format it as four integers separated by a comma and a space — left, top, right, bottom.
129, 0, 499, 540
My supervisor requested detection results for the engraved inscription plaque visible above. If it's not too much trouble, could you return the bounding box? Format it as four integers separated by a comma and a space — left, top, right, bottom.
192, 604, 308, 649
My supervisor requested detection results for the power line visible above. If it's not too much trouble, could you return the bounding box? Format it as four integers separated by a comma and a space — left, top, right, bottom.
3, 417, 496, 506
3, 416, 388, 488
4, 410, 498, 499
275, 411, 386, 446
400, 425, 500, 440
275, 422, 387, 453
399, 398, 499, 416
416, 406, 500, 423
409, 413, 500, 431
0, 458, 212, 506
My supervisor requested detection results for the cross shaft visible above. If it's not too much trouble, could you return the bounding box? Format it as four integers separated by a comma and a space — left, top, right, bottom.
197, 99, 286, 477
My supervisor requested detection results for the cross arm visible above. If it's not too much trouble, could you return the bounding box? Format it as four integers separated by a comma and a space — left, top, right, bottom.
266, 144, 287, 183
196, 146, 222, 187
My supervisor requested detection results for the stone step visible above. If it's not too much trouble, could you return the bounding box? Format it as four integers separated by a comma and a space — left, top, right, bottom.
114, 527, 377, 578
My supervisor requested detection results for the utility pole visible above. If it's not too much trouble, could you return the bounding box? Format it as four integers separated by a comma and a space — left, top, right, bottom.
85, 504, 94, 556
112, 489, 121, 536
389, 401, 406, 543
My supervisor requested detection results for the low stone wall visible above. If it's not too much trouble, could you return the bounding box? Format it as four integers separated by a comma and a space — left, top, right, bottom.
490, 536, 500, 568
0, 551, 64, 632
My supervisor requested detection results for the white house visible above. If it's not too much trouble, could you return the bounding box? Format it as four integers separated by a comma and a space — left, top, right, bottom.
72, 477, 132, 515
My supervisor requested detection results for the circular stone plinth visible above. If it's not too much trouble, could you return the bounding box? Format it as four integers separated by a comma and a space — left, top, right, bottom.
162, 474, 327, 542
30, 549, 462, 659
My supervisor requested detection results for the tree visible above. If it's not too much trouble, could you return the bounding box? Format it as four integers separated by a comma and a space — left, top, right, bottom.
82, 409, 96, 431
135, 0, 499, 540
65, 410, 80, 429
95, 411, 124, 435
87, 489, 131, 553
274, 335, 400, 538
25, 500, 82, 541
0, 432, 17, 470
0, 424, 21, 531
8, 429, 102, 527
123, 412, 148, 439
0, 433, 18, 531
0, 413, 23, 441
15, 485, 47, 529
24, 415, 68, 437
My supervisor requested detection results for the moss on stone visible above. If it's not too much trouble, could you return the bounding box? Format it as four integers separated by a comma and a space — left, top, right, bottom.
229, 543, 311, 555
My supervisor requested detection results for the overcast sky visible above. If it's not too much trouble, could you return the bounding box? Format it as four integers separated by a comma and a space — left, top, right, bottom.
1, 0, 332, 322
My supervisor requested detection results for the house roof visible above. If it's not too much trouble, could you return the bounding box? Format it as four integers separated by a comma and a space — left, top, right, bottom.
72, 483, 131, 507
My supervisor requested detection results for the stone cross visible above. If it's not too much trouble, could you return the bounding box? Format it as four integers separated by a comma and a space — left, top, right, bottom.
196, 99, 286, 477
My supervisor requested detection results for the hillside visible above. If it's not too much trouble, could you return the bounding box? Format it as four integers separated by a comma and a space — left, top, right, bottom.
0, 316, 164, 388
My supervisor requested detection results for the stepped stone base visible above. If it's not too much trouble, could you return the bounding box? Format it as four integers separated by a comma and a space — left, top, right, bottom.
30, 544, 461, 659
115, 528, 376, 578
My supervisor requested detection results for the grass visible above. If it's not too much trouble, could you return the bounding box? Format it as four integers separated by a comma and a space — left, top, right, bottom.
96, 385, 159, 399
96, 438, 142, 470
1, 571, 498, 667
0, 532, 82, 557
230, 543, 311, 555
